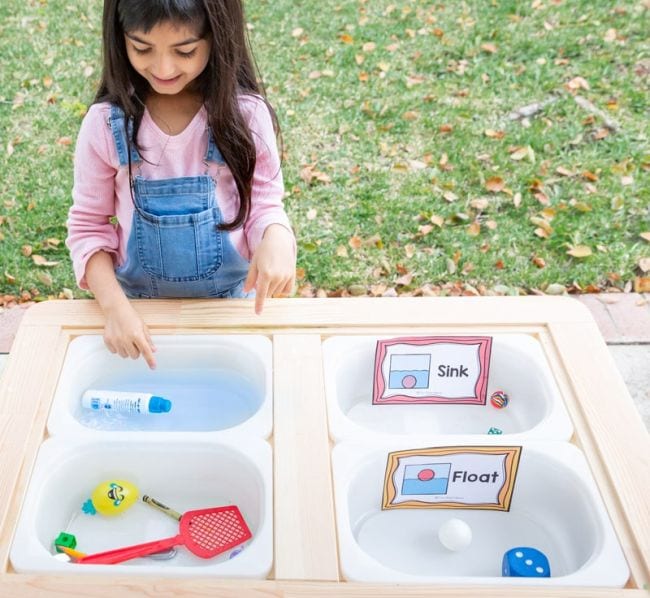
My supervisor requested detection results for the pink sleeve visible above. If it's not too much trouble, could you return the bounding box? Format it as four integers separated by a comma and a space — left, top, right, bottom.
241, 97, 296, 257
65, 104, 120, 289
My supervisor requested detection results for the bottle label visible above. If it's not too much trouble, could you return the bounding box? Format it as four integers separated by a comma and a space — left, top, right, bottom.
82, 391, 151, 415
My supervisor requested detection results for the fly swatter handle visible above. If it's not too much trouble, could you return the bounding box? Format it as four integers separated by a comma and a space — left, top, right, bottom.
78, 535, 181, 565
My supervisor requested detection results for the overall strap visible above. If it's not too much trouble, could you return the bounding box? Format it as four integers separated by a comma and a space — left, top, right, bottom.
204, 126, 226, 165
109, 104, 141, 167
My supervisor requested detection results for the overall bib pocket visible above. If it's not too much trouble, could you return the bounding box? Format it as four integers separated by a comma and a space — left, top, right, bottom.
135, 206, 224, 281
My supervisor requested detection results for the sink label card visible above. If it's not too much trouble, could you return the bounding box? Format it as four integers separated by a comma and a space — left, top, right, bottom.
382, 445, 521, 511
372, 336, 492, 405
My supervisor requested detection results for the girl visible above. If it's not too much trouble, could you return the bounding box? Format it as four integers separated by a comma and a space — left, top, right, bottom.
66, 0, 296, 369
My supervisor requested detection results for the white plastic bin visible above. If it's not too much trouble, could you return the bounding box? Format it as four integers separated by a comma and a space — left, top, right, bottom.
48, 335, 272, 438
323, 334, 573, 441
10, 436, 272, 577
331, 440, 628, 586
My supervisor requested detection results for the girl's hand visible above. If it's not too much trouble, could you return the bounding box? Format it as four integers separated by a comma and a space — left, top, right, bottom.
103, 301, 157, 369
243, 224, 296, 314
85, 251, 156, 369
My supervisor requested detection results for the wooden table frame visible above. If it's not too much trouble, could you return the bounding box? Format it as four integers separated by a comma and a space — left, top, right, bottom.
0, 297, 648, 597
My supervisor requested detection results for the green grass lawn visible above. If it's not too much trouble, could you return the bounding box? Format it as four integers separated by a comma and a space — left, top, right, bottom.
0, 0, 648, 302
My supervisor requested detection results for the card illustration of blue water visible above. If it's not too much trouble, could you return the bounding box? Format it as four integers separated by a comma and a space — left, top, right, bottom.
401, 478, 450, 495
401, 463, 451, 495
388, 370, 430, 389
75, 368, 263, 432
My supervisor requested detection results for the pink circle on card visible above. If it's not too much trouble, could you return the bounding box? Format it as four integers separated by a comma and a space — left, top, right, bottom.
401, 375, 417, 388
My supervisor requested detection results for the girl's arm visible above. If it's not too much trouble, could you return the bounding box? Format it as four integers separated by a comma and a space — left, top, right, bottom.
85, 251, 157, 369
240, 97, 297, 313
66, 104, 121, 289
67, 104, 155, 368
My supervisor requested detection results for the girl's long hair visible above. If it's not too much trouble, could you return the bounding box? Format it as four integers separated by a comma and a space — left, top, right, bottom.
95, 0, 278, 230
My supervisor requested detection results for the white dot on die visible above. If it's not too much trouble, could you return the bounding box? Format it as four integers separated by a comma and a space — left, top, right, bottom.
536, 566, 544, 573
437, 518, 472, 552
515, 551, 523, 558
525, 559, 533, 565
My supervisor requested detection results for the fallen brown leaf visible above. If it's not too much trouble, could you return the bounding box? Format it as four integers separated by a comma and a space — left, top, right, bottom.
566, 245, 592, 258
634, 277, 650, 292
370, 284, 387, 297
556, 166, 574, 177
565, 76, 590, 93
485, 177, 505, 192
348, 236, 362, 250
467, 222, 481, 236
396, 272, 414, 286
533, 191, 549, 205
37, 271, 53, 287
484, 129, 505, 139
530, 216, 553, 234
31, 255, 60, 267
470, 198, 489, 210
509, 146, 529, 161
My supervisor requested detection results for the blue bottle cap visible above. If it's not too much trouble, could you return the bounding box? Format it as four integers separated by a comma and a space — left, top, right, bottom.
149, 396, 172, 413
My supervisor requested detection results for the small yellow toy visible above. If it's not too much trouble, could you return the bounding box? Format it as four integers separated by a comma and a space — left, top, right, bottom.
82, 480, 138, 516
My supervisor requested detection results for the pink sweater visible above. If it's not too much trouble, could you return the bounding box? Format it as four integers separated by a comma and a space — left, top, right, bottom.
66, 95, 293, 289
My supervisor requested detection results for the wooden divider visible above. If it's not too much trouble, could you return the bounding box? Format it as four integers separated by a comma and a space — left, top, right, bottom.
273, 334, 339, 580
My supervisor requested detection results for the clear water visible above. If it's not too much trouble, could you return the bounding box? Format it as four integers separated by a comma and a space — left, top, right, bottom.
74, 368, 263, 432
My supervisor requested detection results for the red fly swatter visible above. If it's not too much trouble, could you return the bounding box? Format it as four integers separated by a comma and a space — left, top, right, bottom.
78, 505, 251, 565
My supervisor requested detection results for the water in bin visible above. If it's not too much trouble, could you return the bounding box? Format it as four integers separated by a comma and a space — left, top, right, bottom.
76, 368, 262, 432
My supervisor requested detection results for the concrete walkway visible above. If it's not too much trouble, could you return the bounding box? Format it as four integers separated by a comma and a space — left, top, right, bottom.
578, 293, 650, 431
0, 295, 648, 431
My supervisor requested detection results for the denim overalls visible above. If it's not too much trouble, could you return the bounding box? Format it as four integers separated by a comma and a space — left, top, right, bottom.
108, 105, 250, 298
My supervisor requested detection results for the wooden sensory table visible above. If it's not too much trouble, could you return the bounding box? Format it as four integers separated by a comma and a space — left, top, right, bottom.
0, 297, 648, 597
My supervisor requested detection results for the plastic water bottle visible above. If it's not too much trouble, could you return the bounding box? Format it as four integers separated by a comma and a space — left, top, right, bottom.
81, 390, 172, 415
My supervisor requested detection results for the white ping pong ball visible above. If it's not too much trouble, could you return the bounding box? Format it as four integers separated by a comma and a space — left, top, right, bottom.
438, 518, 472, 551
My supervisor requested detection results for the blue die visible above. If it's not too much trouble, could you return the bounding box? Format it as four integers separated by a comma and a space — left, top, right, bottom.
502, 547, 550, 577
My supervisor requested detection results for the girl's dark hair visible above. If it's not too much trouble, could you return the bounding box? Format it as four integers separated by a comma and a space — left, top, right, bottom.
95, 0, 279, 230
